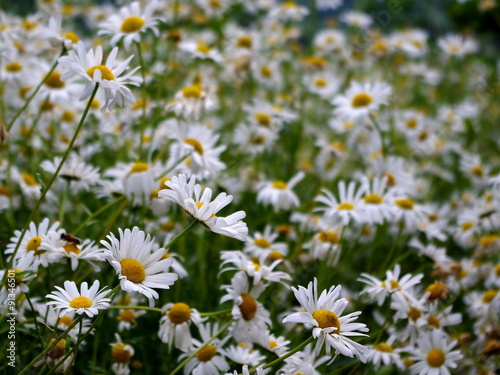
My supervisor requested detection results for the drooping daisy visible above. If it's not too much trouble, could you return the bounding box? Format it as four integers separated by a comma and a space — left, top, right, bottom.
282, 278, 369, 361
58, 41, 142, 111
98, 1, 160, 51
158, 302, 206, 351
46, 280, 111, 318
110, 334, 134, 374
366, 336, 404, 370
409, 330, 463, 375
101, 227, 179, 307
224, 343, 265, 366
333, 81, 391, 122
167, 84, 215, 119
256, 171, 305, 212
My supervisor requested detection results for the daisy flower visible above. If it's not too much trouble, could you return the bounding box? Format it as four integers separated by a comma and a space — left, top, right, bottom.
315, 181, 366, 226
437, 34, 479, 57
98, 1, 160, 51
278, 343, 330, 375
282, 278, 369, 362
101, 227, 179, 307
46, 280, 111, 318
159, 174, 248, 241
110, 334, 134, 373
158, 302, 206, 351
409, 330, 463, 375
360, 176, 394, 225
166, 84, 214, 119
256, 171, 305, 212
58, 41, 142, 111
366, 337, 404, 370
243, 225, 288, 259
341, 11, 373, 29
181, 322, 230, 375
333, 81, 391, 122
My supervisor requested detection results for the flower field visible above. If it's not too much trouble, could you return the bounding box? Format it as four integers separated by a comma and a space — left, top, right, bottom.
1, 1, 500, 374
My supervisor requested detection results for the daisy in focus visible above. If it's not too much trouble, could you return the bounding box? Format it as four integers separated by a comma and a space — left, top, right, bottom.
58, 41, 142, 111
46, 280, 111, 318
282, 278, 369, 362
101, 227, 179, 307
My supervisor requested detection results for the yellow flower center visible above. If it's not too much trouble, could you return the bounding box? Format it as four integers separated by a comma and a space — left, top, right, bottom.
425, 282, 447, 301
318, 231, 339, 244
48, 338, 66, 359
482, 290, 498, 303
407, 306, 422, 322
461, 221, 473, 231
58, 316, 74, 327
337, 202, 354, 210
312, 310, 341, 334
240, 293, 257, 321
268, 251, 285, 261
121, 16, 145, 33
269, 341, 278, 349
283, 1, 298, 8
237, 36, 253, 48
130, 162, 149, 174
427, 315, 441, 329
384, 172, 396, 187
272, 180, 287, 189
364, 194, 382, 204
495, 264, 500, 277
209, 0, 221, 8
120, 258, 146, 283
22, 172, 38, 186
168, 302, 192, 324
112, 343, 133, 363
64, 32, 79, 44
63, 243, 81, 254
61, 110, 75, 122
374, 342, 394, 352
118, 310, 136, 323
351, 93, 373, 108
197, 345, 217, 362
86, 65, 115, 81
8, 269, 23, 287
184, 138, 204, 154
69, 296, 92, 309
6, 62, 22, 72
314, 78, 327, 87
27, 236, 43, 253
395, 198, 414, 210
255, 113, 271, 126
44, 71, 65, 88
479, 234, 500, 246
426, 349, 445, 368
406, 118, 417, 129
254, 238, 271, 248
260, 66, 272, 77
182, 85, 202, 99
196, 43, 211, 54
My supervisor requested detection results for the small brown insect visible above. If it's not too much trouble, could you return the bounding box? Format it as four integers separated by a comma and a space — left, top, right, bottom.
60, 233, 81, 245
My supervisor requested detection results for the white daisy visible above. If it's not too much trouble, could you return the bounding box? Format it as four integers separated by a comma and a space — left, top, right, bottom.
282, 278, 369, 362
256, 171, 305, 212
46, 280, 111, 318
98, 1, 160, 51
315, 181, 366, 226
409, 330, 463, 375
58, 41, 142, 111
101, 227, 179, 307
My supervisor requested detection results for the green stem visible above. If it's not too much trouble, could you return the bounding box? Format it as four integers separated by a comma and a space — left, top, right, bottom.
73, 195, 126, 235
2, 84, 99, 283
58, 180, 70, 225
369, 113, 388, 157
6, 49, 65, 132
243, 336, 315, 375
169, 319, 233, 375
199, 308, 232, 317
163, 220, 199, 250
155, 153, 189, 181
108, 305, 162, 313
100, 196, 128, 240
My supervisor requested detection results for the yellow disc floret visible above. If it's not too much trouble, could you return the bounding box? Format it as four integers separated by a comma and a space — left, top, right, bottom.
312, 310, 341, 334
69, 296, 92, 309
197, 345, 217, 362
240, 293, 257, 321
121, 16, 145, 33
351, 93, 373, 108
426, 348, 445, 368
120, 259, 146, 283
87, 65, 115, 81
168, 302, 191, 324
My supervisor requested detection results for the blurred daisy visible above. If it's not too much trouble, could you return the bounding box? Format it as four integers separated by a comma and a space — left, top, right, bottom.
101, 227, 179, 307
409, 330, 463, 375
110, 334, 134, 373
256, 171, 305, 212
333, 81, 391, 122
46, 280, 111, 318
341, 11, 372, 29
282, 278, 369, 361
315, 181, 366, 226
438, 34, 478, 57
366, 337, 404, 370
167, 84, 214, 119
98, 1, 160, 51
58, 41, 142, 111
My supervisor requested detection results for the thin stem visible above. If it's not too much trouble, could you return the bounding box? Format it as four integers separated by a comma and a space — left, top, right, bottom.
2, 84, 99, 282
7, 49, 65, 131
18, 315, 85, 375
243, 336, 315, 375
73, 195, 126, 235
155, 153, 189, 181
100, 195, 129, 240
369, 113, 388, 157
163, 220, 199, 250
58, 180, 70, 225
169, 319, 233, 375
108, 305, 162, 313
199, 308, 232, 317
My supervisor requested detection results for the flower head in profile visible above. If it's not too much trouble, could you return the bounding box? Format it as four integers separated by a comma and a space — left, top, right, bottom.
46, 280, 111, 318
58, 41, 142, 111
282, 278, 369, 362
256, 171, 305, 212
101, 227, 178, 307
